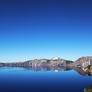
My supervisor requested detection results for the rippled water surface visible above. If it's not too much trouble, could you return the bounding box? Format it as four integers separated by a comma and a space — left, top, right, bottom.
0, 67, 92, 92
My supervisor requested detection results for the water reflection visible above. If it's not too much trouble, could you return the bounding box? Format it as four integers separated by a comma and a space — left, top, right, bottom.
0, 65, 92, 92
0, 65, 71, 71
0, 64, 91, 76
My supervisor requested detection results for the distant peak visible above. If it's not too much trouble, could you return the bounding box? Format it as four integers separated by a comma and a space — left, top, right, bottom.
51, 57, 62, 60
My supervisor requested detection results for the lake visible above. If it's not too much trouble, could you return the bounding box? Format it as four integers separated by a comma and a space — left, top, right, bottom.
0, 66, 92, 92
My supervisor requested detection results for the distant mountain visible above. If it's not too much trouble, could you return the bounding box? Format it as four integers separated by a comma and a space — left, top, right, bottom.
0, 57, 73, 67
69, 56, 92, 68
1, 56, 92, 69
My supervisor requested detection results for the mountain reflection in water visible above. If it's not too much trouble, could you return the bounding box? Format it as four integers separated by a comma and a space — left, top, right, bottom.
0, 65, 89, 76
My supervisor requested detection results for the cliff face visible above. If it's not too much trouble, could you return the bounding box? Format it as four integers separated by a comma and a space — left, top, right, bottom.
69, 56, 92, 68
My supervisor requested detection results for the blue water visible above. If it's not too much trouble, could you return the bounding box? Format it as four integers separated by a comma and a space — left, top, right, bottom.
0, 67, 92, 92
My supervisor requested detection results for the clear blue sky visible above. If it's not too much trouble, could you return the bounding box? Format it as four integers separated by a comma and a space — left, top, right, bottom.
0, 0, 92, 62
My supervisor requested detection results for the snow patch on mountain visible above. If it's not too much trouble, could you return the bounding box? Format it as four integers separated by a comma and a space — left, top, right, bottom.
51, 57, 62, 60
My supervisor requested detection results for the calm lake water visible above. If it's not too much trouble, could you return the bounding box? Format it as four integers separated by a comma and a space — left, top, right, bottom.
0, 67, 92, 92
